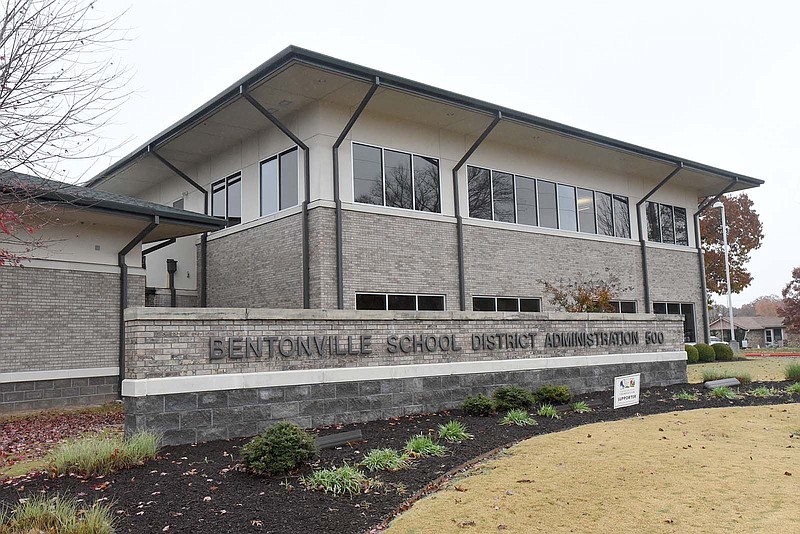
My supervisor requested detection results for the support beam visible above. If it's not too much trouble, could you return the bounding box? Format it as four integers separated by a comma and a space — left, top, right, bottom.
332, 78, 380, 309
118, 217, 160, 395
693, 179, 738, 343
149, 149, 210, 307
452, 112, 503, 311
635, 163, 683, 313
241, 88, 311, 308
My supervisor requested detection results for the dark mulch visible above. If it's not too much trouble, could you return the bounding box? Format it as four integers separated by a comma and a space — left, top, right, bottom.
1, 382, 798, 533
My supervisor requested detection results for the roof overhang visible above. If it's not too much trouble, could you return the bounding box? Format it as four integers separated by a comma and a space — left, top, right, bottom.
86, 46, 764, 198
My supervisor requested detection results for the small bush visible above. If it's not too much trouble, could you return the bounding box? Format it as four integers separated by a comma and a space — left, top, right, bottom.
712, 343, 734, 361
710, 386, 738, 399
673, 390, 699, 401
785, 363, 800, 382
360, 448, 409, 472
571, 401, 592, 413
685, 344, 699, 364
786, 383, 800, 394
702, 369, 752, 385
437, 421, 473, 442
695, 343, 716, 362
532, 385, 571, 405
537, 404, 560, 419
302, 464, 370, 496
404, 434, 447, 457
0, 494, 115, 533
751, 386, 776, 398
47, 431, 159, 476
500, 409, 537, 426
241, 422, 317, 476
492, 386, 535, 411
461, 394, 495, 416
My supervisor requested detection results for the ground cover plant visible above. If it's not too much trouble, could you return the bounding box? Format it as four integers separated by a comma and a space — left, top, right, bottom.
0, 494, 115, 534
786, 383, 800, 394
361, 448, 409, 472
404, 435, 447, 457
673, 390, 699, 401
492, 386, 534, 411
500, 409, 537, 426
786, 363, 800, 381
532, 385, 571, 404
695, 343, 716, 362
437, 421, 473, 442
47, 430, 159, 476
751, 386, 777, 398
302, 464, 371, 496
461, 394, 495, 416
685, 344, 699, 363
701, 369, 752, 384
571, 401, 592, 413
241, 422, 317, 476
537, 404, 560, 419
710, 386, 738, 399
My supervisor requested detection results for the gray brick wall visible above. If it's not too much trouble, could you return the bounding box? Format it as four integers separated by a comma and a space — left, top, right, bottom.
1, 376, 118, 414
202, 214, 304, 308
0, 266, 144, 373
308, 207, 337, 309
648, 246, 704, 340
145, 289, 198, 308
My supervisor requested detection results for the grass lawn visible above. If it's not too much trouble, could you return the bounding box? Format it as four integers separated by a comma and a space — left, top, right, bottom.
387, 404, 800, 533
687, 356, 800, 383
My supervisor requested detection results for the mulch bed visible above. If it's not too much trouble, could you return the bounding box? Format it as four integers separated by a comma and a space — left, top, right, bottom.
1, 382, 798, 533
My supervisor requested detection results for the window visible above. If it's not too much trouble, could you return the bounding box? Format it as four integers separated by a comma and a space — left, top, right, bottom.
537, 180, 558, 228
210, 173, 242, 226
577, 188, 596, 234
260, 147, 299, 217
646, 202, 689, 246
515, 175, 537, 226
355, 293, 445, 311
613, 196, 631, 238
653, 301, 696, 342
596, 192, 614, 236
172, 198, 184, 210
557, 184, 577, 231
472, 296, 541, 312
353, 143, 440, 212
467, 166, 492, 220
609, 300, 637, 313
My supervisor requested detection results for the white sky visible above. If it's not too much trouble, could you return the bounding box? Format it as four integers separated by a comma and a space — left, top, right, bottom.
85, 0, 800, 306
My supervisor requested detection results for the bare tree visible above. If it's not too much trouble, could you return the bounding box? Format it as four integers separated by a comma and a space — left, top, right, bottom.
0, 0, 128, 265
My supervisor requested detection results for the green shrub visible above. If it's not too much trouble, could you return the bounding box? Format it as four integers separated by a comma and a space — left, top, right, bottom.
241, 422, 317, 476
0, 494, 115, 534
302, 464, 370, 496
785, 363, 800, 382
492, 386, 534, 411
702, 369, 752, 385
751, 386, 776, 398
712, 343, 734, 361
786, 382, 800, 394
461, 394, 495, 416
360, 448, 409, 472
685, 344, 699, 364
532, 385, 571, 405
500, 409, 537, 426
537, 404, 560, 419
710, 386, 738, 399
404, 434, 447, 457
695, 343, 716, 362
673, 390, 699, 401
47, 431, 159, 476
437, 421, 473, 442
571, 401, 592, 413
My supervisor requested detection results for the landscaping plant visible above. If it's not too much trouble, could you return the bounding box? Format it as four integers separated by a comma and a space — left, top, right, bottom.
571, 401, 592, 413
532, 385, 571, 405
751, 386, 776, 398
685, 344, 699, 364
710, 386, 738, 400
695, 343, 716, 362
47, 430, 159, 476
302, 464, 370, 496
404, 434, 447, 457
461, 394, 495, 416
0, 494, 115, 533
537, 404, 560, 419
673, 391, 699, 401
500, 409, 537, 426
241, 422, 317, 476
360, 448, 410, 472
492, 386, 535, 411
785, 363, 800, 382
437, 420, 473, 442
785, 382, 800, 394
712, 343, 734, 361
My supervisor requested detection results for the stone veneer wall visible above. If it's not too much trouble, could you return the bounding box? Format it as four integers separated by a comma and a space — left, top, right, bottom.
123, 308, 686, 445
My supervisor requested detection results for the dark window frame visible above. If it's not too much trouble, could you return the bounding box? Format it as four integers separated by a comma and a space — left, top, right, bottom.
354, 292, 446, 311
210, 172, 242, 226
259, 146, 300, 217
653, 301, 696, 342
609, 300, 638, 313
646, 201, 690, 246
471, 295, 542, 313
352, 142, 441, 213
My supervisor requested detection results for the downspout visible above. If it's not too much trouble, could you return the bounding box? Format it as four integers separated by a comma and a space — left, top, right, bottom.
693, 178, 738, 343
332, 77, 380, 309
118, 217, 160, 396
241, 88, 312, 308
451, 112, 502, 311
150, 149, 210, 307
635, 163, 683, 313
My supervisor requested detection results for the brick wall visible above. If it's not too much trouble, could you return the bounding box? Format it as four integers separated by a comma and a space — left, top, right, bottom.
1, 376, 118, 415
308, 207, 337, 309
647, 246, 704, 339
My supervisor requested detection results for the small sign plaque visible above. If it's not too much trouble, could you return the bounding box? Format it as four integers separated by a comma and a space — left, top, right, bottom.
613, 373, 641, 409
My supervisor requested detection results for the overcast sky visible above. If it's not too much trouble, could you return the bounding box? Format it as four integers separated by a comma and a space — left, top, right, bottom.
85, 0, 799, 306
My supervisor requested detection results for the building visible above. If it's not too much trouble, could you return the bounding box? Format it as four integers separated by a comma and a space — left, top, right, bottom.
709, 316, 795, 348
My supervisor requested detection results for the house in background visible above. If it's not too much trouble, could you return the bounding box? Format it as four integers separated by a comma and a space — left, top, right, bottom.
709, 316, 795, 348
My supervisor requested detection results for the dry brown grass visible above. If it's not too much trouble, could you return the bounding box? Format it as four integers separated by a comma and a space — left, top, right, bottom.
688, 357, 800, 384
387, 404, 800, 533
